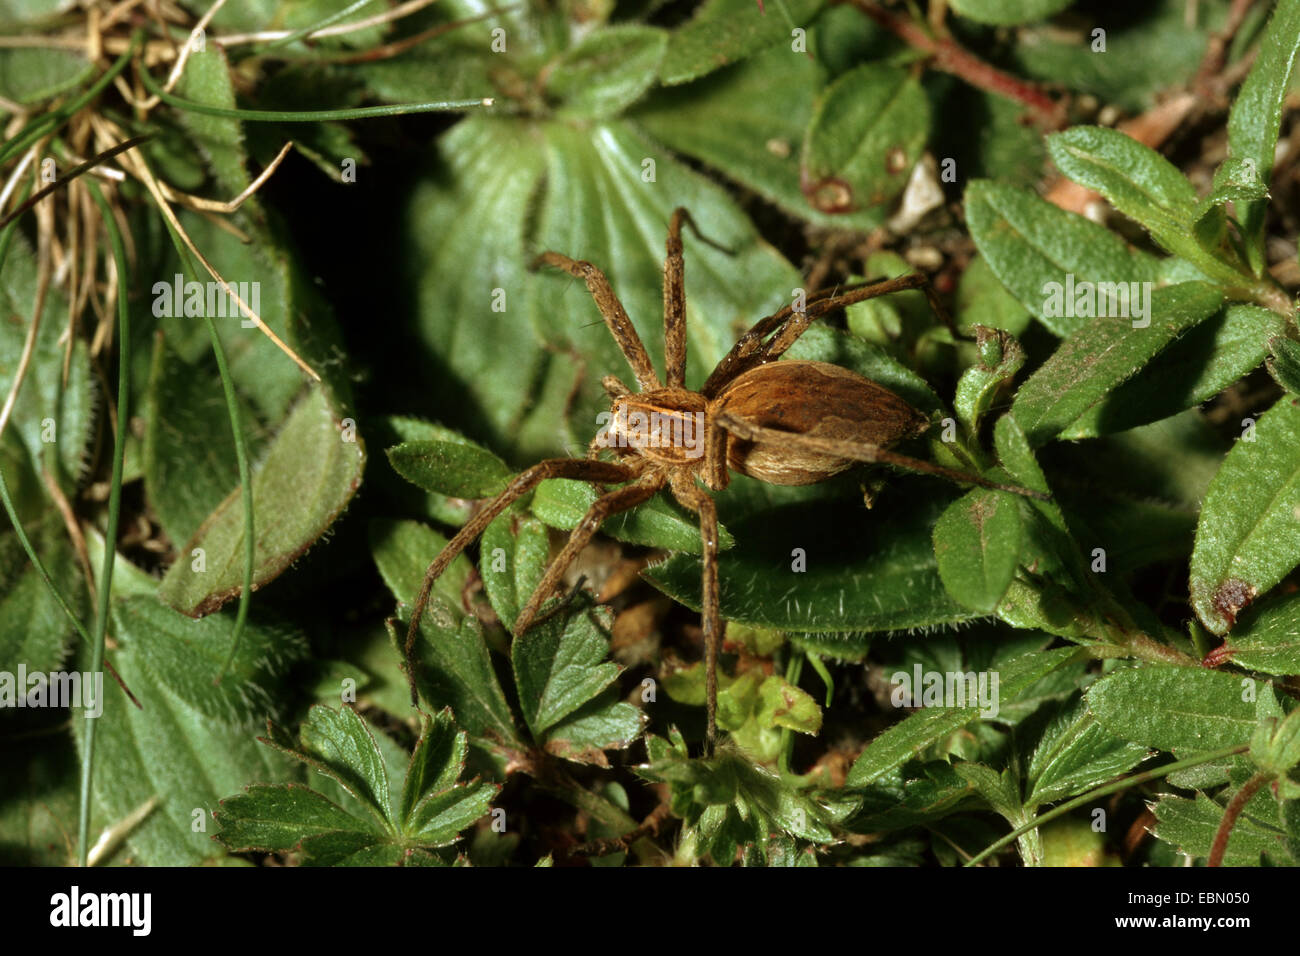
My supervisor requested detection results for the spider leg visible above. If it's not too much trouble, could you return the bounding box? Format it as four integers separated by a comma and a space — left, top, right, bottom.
714, 412, 1051, 501
404, 457, 640, 706
532, 251, 661, 391
513, 471, 669, 635
702, 273, 950, 396
601, 374, 631, 400
663, 209, 691, 389
669, 473, 724, 754
663, 207, 734, 388
703, 415, 730, 491
763, 272, 954, 363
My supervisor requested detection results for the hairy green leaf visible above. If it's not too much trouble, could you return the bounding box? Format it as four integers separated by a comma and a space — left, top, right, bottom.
800, 63, 928, 216
1011, 282, 1224, 446
933, 489, 1024, 614
1087, 667, 1257, 752
1190, 397, 1300, 634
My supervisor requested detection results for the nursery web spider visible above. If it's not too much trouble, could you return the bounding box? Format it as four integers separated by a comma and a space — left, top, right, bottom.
405, 208, 1047, 752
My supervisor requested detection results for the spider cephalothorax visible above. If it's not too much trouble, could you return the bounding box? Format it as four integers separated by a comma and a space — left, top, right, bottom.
405, 208, 1045, 751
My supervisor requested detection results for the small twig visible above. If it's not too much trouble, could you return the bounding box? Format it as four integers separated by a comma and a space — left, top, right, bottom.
844, 0, 1066, 128
565, 801, 672, 859
0, 134, 153, 231
137, 0, 230, 110
126, 150, 322, 381
1194, 0, 1257, 96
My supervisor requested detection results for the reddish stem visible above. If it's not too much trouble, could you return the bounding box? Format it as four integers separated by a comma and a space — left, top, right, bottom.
1207, 772, 1271, 867
845, 0, 1066, 128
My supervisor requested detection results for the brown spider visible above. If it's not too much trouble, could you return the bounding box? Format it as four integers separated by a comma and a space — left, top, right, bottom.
404, 208, 1046, 751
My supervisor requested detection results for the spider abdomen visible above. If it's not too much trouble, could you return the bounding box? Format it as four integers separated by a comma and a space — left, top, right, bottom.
713, 360, 929, 485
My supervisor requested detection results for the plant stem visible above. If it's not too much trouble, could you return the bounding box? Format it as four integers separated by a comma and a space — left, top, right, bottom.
844, 1, 1066, 128
202, 315, 254, 683
1208, 770, 1272, 867
965, 744, 1248, 866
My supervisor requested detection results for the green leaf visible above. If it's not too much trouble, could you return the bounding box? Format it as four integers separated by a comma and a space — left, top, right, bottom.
0, 47, 89, 104
369, 520, 521, 746
215, 784, 379, 859
954, 327, 1026, 435
1010, 282, 1224, 446
1152, 792, 1291, 866
800, 63, 929, 215
955, 256, 1031, 337
0, 742, 79, 865
157, 385, 365, 617
933, 489, 1024, 614
1266, 335, 1300, 395
530, 120, 798, 410
1087, 667, 1258, 752
216, 706, 495, 864
0, 235, 93, 493
144, 334, 246, 549
948, 0, 1072, 26
386, 439, 511, 499
1225, 0, 1300, 273
849, 762, 976, 831
1061, 304, 1285, 439
408, 115, 800, 463
647, 485, 973, 635
846, 646, 1079, 786
758, 675, 822, 735
543, 693, 646, 766
1025, 697, 1150, 807
531, 478, 731, 553
1190, 397, 1300, 634
1046, 126, 1249, 290
1010, 1, 1208, 112
402, 711, 496, 844
405, 779, 496, 846
480, 510, 549, 630
659, 0, 826, 86
964, 180, 1161, 336
402, 117, 550, 459
114, 595, 307, 726
633, 45, 888, 232
511, 600, 622, 737
369, 518, 470, 614
76, 640, 296, 865
636, 742, 843, 861
1252, 708, 1300, 776
1201, 156, 1271, 211
1221, 593, 1300, 676
0, 515, 81, 676
547, 25, 667, 119
174, 42, 250, 199
953, 763, 1022, 822
295, 705, 393, 826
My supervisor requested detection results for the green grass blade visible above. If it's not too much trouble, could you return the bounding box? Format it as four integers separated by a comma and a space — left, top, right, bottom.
81, 179, 132, 867
201, 315, 254, 684
138, 63, 492, 120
